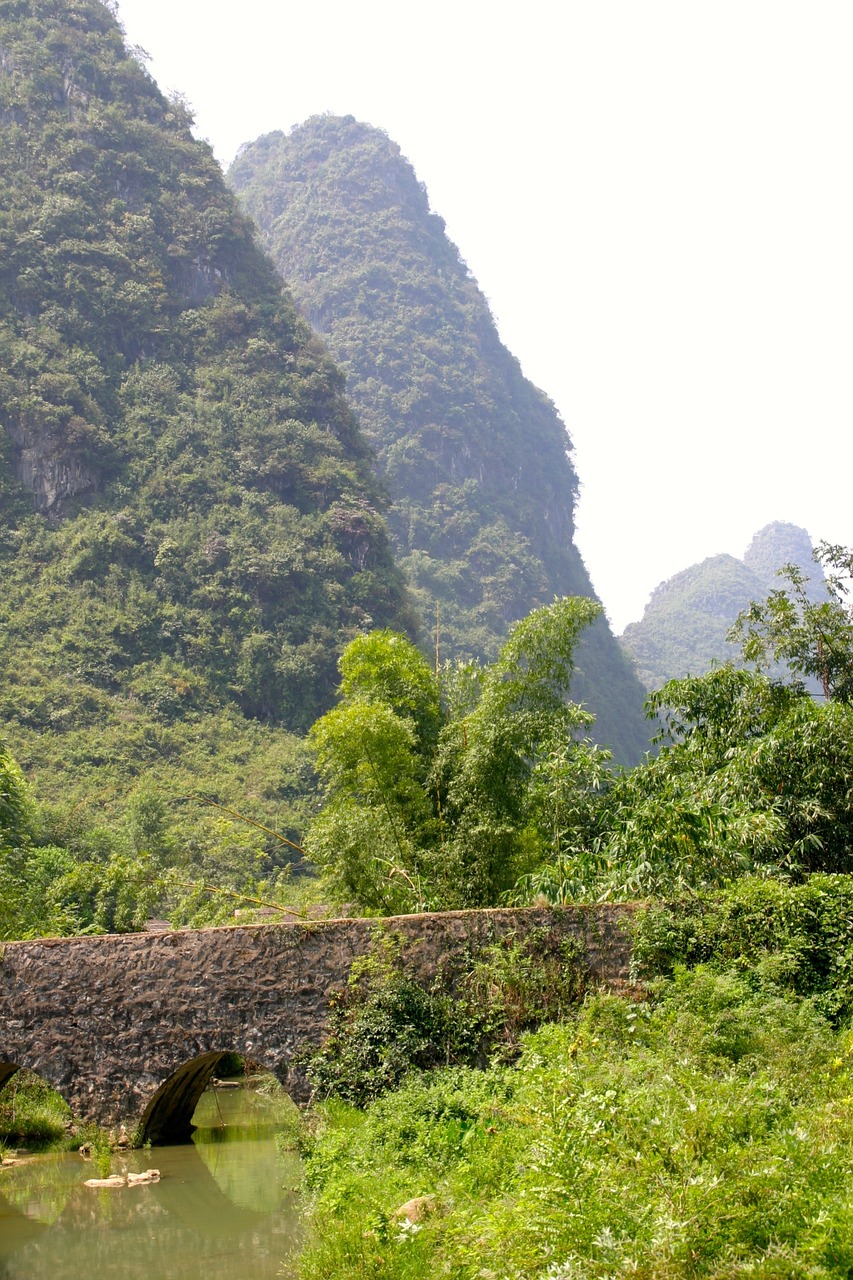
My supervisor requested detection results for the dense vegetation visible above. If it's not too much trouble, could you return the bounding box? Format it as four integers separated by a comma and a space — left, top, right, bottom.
306, 597, 608, 912
621, 521, 820, 690
298, 965, 853, 1278
303, 545, 853, 915
5, 539, 852, 936
298, 928, 588, 1107
0, 0, 412, 860
229, 116, 649, 764
290, 546, 853, 1277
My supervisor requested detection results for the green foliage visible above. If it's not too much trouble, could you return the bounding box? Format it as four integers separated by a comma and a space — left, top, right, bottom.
460, 927, 588, 1060
297, 968, 853, 1279
633, 875, 853, 1023
229, 115, 649, 764
307, 599, 608, 911
613, 669, 853, 887
299, 927, 589, 1107
309, 697, 436, 914
338, 630, 442, 750
0, 737, 34, 846
0, 1070, 71, 1150
300, 936, 474, 1106
84, 1123, 114, 1178
521, 660, 853, 903
0, 1, 413, 843
0, 721, 320, 939
732, 540, 853, 700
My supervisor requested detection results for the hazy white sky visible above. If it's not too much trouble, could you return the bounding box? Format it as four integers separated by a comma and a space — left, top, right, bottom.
115, 0, 853, 632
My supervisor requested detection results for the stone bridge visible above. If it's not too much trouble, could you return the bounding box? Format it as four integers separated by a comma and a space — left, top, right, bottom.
0, 905, 634, 1143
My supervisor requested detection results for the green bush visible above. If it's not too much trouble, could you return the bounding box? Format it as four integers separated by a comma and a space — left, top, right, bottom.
0, 1070, 71, 1149
633, 874, 853, 1022
300, 928, 589, 1106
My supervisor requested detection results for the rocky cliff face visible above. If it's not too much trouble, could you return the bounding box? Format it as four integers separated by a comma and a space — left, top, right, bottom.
230, 116, 650, 762
9, 429, 98, 514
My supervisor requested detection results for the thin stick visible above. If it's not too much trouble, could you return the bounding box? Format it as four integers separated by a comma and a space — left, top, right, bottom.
213, 1082, 226, 1130
169, 877, 308, 918
189, 795, 307, 858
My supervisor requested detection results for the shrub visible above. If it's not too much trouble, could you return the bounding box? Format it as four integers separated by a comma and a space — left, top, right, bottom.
299, 927, 589, 1105
0, 1070, 71, 1149
633, 874, 853, 1022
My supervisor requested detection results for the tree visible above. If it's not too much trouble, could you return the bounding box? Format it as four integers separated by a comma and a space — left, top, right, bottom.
526, 661, 853, 906
0, 738, 33, 848
306, 598, 606, 912
435, 597, 606, 905
731, 542, 853, 700
521, 542, 853, 906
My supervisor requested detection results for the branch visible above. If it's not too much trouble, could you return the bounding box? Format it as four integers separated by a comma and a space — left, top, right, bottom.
168, 876, 309, 918
188, 795, 307, 859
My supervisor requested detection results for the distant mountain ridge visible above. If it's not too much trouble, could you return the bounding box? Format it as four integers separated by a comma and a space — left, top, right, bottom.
229, 115, 650, 762
621, 522, 820, 690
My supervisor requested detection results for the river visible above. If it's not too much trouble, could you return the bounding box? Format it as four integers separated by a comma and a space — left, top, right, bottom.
0, 1083, 303, 1279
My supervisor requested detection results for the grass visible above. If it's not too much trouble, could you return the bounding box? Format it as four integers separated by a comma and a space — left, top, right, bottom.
0, 1070, 73, 1151
294, 966, 853, 1279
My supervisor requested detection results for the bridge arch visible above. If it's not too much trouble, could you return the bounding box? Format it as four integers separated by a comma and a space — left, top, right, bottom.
140, 1051, 232, 1145
0, 1060, 19, 1092
138, 1048, 293, 1145
0, 1057, 74, 1111
0, 1057, 75, 1151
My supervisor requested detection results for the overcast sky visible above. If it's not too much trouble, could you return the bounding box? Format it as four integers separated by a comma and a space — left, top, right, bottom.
115, 0, 853, 632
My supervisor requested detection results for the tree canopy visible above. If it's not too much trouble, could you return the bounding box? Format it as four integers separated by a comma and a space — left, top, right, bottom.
526, 546, 853, 904
306, 596, 607, 912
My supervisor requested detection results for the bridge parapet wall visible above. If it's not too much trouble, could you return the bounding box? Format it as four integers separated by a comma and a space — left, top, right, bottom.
0, 904, 635, 1140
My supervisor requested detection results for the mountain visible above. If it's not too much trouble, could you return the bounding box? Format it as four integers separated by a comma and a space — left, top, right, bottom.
620, 522, 820, 690
0, 3, 413, 832
228, 115, 649, 763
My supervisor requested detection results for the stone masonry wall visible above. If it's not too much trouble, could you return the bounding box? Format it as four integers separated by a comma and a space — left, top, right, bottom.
0, 904, 635, 1140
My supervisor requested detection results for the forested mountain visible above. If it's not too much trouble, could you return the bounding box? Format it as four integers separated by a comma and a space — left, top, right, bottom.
229, 116, 649, 763
0, 2, 412, 832
621, 522, 819, 690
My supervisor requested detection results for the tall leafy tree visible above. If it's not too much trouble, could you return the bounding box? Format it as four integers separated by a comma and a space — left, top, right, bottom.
525, 651, 853, 904
307, 597, 607, 912
731, 541, 853, 701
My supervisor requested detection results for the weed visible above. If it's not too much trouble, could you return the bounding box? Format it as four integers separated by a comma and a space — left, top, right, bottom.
0, 1070, 71, 1150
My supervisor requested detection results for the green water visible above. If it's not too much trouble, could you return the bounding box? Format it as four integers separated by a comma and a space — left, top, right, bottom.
0, 1085, 303, 1280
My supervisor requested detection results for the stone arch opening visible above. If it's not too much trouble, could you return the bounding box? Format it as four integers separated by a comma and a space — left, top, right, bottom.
139, 1051, 239, 1146
0, 1059, 74, 1149
0, 1060, 19, 1093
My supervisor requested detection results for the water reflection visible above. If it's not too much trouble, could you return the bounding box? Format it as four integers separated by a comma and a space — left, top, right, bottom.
0, 1084, 302, 1280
